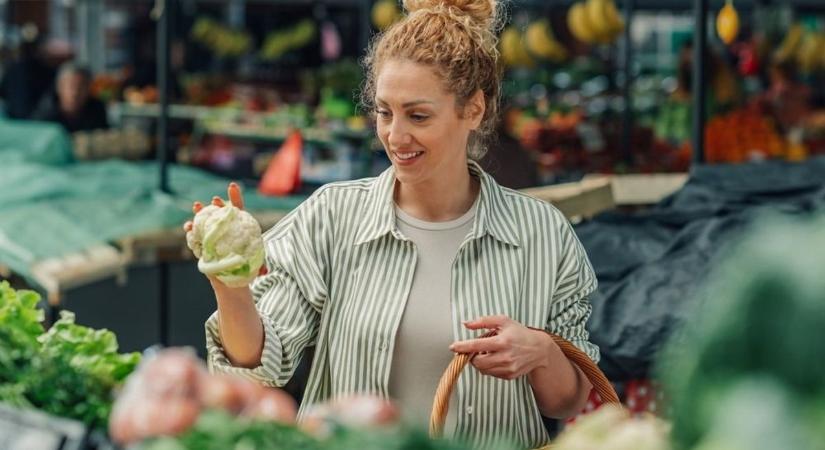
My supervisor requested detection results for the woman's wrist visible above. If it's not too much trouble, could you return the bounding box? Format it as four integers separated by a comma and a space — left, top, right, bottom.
210, 277, 253, 304
529, 329, 558, 373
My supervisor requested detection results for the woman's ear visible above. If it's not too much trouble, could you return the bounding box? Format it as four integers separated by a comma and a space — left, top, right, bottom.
467, 89, 486, 130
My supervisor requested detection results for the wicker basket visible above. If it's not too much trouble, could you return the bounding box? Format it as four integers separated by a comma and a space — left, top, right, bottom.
429, 329, 620, 450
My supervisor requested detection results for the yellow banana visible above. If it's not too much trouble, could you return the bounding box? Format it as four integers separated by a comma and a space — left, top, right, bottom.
775, 23, 803, 63
525, 19, 568, 62
815, 33, 825, 73
372, 0, 401, 31
500, 27, 535, 68
568, 2, 599, 44
604, 0, 625, 38
585, 0, 616, 44
500, 27, 520, 67
796, 32, 818, 74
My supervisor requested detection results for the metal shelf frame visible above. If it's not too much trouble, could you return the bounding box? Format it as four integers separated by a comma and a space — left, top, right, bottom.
516, 0, 825, 165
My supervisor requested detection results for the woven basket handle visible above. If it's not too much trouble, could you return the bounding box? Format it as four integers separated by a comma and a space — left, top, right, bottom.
429, 328, 620, 438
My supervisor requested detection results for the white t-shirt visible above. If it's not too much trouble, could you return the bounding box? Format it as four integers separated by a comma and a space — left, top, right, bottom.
388, 196, 478, 433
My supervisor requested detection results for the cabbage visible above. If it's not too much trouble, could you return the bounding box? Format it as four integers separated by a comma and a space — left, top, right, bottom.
186, 204, 264, 288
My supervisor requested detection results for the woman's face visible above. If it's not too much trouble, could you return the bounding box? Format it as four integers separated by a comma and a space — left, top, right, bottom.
374, 59, 482, 188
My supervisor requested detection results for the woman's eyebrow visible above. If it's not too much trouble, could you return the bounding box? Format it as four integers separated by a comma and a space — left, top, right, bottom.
376, 98, 435, 107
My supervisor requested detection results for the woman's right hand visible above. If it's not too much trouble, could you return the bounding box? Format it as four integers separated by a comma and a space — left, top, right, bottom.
183, 181, 245, 236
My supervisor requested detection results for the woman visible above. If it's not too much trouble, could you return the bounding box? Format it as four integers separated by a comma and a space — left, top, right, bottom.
190, 0, 599, 447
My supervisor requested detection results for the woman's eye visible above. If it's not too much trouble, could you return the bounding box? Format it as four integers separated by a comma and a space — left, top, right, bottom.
410, 114, 428, 122
376, 109, 391, 119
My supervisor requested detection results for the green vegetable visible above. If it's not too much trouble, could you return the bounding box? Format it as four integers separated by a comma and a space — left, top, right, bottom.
139, 410, 322, 450
0, 281, 140, 429
0, 282, 45, 384
138, 409, 490, 450
659, 215, 825, 450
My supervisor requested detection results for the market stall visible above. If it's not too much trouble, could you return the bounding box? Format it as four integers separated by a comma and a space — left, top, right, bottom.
2, 0, 825, 448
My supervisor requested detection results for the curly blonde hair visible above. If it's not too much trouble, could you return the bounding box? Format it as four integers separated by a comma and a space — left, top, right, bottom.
361, 0, 503, 160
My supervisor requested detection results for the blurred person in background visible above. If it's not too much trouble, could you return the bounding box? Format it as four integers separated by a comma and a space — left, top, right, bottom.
763, 59, 811, 132
673, 39, 741, 110
0, 24, 57, 119
32, 62, 108, 132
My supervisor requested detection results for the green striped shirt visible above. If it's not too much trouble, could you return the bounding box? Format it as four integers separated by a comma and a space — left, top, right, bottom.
205, 161, 599, 448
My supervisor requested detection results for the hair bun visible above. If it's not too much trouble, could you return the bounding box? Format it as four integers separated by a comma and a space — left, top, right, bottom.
402, 0, 497, 29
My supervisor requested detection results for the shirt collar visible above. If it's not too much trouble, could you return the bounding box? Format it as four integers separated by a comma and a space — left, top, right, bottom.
354, 160, 521, 247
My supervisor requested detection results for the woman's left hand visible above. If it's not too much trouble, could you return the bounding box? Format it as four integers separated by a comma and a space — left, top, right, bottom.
449, 315, 553, 380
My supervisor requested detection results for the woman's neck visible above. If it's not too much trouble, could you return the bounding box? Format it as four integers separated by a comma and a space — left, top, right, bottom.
394, 167, 480, 222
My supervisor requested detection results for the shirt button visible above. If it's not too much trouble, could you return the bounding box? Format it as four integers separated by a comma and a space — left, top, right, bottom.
465, 405, 474, 415
378, 341, 388, 351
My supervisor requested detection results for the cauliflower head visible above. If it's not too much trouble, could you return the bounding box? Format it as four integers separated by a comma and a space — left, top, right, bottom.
553, 405, 671, 450
186, 204, 264, 288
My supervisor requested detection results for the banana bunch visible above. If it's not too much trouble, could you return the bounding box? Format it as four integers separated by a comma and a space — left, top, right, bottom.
776, 23, 825, 75
499, 26, 535, 68
567, 0, 624, 45
773, 23, 803, 63
524, 19, 568, 63
190, 17, 252, 58
817, 34, 825, 73
259, 20, 317, 61
796, 32, 825, 74
372, 0, 402, 31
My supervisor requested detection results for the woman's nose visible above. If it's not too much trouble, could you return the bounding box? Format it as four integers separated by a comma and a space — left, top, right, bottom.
387, 119, 411, 148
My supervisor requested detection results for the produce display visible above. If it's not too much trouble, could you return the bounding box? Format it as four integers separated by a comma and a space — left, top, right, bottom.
137, 410, 477, 450
111, 348, 480, 450
0, 281, 140, 430
5, 2, 825, 449
108, 348, 297, 445
704, 106, 787, 163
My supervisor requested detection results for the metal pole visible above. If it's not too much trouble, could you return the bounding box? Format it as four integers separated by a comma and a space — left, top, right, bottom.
692, 0, 707, 164
359, 0, 370, 55
157, 0, 171, 193
155, 0, 172, 347
621, 0, 634, 166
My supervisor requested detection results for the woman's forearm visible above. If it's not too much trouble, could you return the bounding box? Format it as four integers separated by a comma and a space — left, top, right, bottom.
211, 280, 265, 368
526, 332, 592, 419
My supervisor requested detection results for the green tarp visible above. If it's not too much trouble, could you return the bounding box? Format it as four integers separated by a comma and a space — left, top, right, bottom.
0, 120, 306, 287
0, 120, 74, 166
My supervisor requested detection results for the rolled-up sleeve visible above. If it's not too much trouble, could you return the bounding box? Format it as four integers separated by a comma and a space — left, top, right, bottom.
205, 191, 331, 386
546, 219, 600, 363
